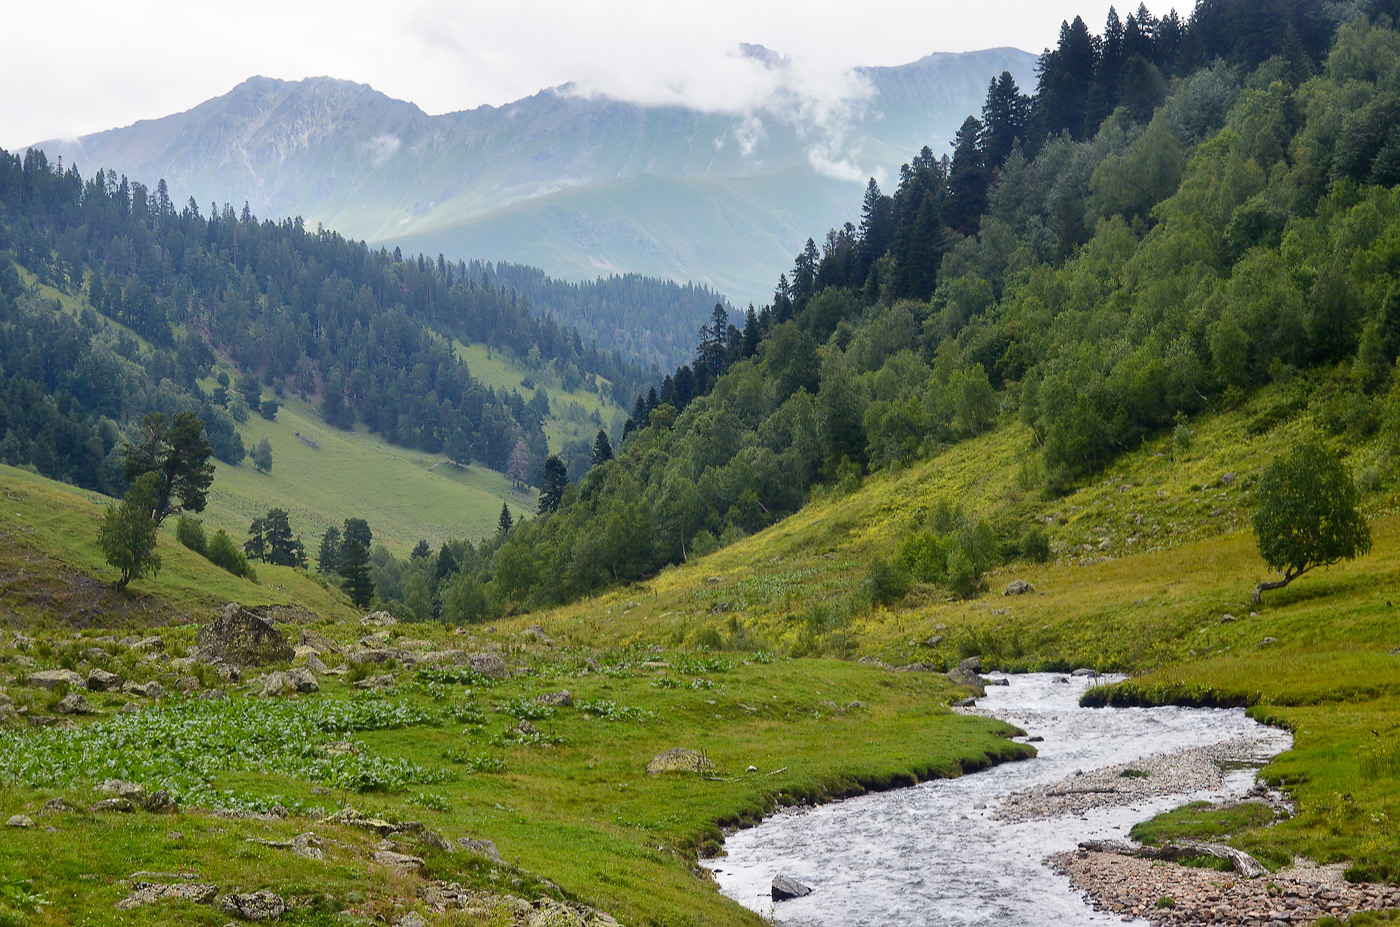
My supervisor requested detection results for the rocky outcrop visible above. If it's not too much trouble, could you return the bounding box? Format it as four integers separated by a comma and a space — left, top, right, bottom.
196, 604, 294, 667
220, 890, 290, 920
116, 881, 219, 910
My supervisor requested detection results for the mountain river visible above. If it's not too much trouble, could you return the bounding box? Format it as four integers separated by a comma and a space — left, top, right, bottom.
704, 673, 1292, 926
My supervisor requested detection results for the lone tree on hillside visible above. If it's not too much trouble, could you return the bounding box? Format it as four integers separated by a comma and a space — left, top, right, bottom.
1252, 440, 1371, 604
98, 473, 162, 590
122, 411, 214, 527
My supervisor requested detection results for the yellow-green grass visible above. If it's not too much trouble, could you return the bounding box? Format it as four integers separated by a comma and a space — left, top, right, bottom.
453, 341, 623, 451
0, 655, 1025, 926
200, 391, 536, 556
0, 464, 356, 628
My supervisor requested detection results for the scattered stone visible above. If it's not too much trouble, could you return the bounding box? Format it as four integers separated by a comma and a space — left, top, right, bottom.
175, 675, 202, 693
1005, 579, 1034, 596
141, 789, 178, 814
374, 849, 426, 873
1221, 613, 1239, 623
305, 654, 329, 674
536, 690, 573, 707
6, 815, 32, 827
393, 914, 430, 927
397, 638, 435, 652
221, 890, 291, 921
417, 829, 454, 853
1259, 637, 1278, 647
646, 748, 716, 775
87, 668, 122, 691
27, 669, 84, 690
41, 798, 74, 814
348, 648, 404, 665
91, 798, 135, 813
1070, 668, 1099, 678
215, 662, 243, 682
772, 875, 813, 900
946, 666, 986, 693
1219, 472, 1236, 486
116, 882, 219, 910
132, 636, 165, 653
122, 680, 166, 699
55, 692, 93, 714
456, 837, 506, 863
513, 720, 538, 736
298, 629, 342, 655
97, 779, 147, 799
353, 674, 396, 690
522, 626, 554, 645
323, 808, 400, 835
293, 833, 324, 860
923, 634, 945, 647
196, 604, 295, 667
894, 662, 940, 672
360, 611, 397, 628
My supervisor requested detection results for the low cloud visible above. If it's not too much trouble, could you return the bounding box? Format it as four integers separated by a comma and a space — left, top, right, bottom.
364, 134, 401, 167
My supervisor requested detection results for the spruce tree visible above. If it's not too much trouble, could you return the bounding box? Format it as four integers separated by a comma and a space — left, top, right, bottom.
339, 537, 375, 608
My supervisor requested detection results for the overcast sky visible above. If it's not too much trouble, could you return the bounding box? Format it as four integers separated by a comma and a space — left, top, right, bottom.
4, 0, 1130, 152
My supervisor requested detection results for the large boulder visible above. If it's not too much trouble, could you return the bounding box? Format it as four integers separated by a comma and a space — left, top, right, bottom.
28, 669, 84, 690
197, 604, 294, 667
220, 890, 290, 921
772, 875, 813, 900
87, 668, 123, 691
298, 629, 342, 655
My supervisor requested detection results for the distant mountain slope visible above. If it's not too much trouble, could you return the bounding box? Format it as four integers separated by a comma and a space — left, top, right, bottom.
32, 49, 1037, 306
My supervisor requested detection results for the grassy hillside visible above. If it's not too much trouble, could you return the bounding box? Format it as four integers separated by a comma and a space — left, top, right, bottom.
0, 464, 357, 628
200, 389, 537, 556
454, 341, 624, 451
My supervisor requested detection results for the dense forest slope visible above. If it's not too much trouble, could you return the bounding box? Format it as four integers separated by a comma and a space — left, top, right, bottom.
374, 0, 1400, 621
30, 50, 1037, 306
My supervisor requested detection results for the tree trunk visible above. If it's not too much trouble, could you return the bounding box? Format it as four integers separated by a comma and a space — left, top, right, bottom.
1252, 567, 1300, 604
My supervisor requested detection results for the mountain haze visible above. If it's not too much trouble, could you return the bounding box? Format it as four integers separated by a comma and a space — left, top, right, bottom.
33, 48, 1037, 305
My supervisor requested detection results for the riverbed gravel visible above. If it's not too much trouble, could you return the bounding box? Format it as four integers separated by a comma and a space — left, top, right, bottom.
1053, 852, 1400, 925
995, 739, 1259, 822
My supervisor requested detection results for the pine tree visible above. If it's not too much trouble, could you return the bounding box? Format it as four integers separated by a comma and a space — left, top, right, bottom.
592, 430, 613, 466
318, 526, 342, 574
538, 455, 568, 514
498, 502, 514, 535
339, 537, 375, 608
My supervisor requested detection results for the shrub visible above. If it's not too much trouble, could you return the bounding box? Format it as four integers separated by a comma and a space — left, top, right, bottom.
207, 528, 255, 579
176, 515, 208, 555
863, 556, 909, 607
1020, 526, 1051, 563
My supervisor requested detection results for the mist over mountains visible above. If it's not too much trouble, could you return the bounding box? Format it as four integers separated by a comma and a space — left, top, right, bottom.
33, 47, 1035, 306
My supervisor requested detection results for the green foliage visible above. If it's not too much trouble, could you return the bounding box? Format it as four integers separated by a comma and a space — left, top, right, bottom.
175, 514, 207, 555
251, 437, 273, 473
339, 536, 375, 608
1252, 440, 1372, 599
863, 556, 909, 607
97, 472, 161, 590
206, 528, 253, 579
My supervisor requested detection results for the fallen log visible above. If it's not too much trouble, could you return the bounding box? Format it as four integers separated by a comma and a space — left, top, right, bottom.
1078, 839, 1267, 878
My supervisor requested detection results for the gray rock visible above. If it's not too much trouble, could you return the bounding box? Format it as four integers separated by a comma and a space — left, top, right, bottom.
91, 797, 135, 813
305, 653, 329, 674
285, 667, 318, 692
298, 629, 342, 655
923, 634, 945, 647
347, 648, 405, 666
958, 656, 982, 672
1005, 579, 1034, 595
141, 789, 178, 813
352, 674, 396, 690
373, 849, 425, 872
360, 611, 397, 628
55, 692, 92, 714
196, 604, 294, 667
292, 832, 323, 860
1070, 668, 1099, 678
41, 798, 74, 814
97, 779, 147, 799
772, 875, 813, 900
116, 881, 219, 910
122, 680, 166, 699
132, 636, 165, 653
87, 668, 122, 691
946, 666, 986, 693
27, 669, 84, 690
221, 890, 291, 920
522, 625, 554, 645
175, 675, 202, 693
456, 836, 505, 863
537, 690, 573, 707
393, 914, 430, 927
5, 814, 32, 827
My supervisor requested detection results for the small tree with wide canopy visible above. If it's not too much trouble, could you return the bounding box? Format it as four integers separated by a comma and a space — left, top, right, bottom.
1252, 440, 1371, 604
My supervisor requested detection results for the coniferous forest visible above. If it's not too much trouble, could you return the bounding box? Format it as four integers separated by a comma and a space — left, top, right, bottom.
0, 162, 664, 496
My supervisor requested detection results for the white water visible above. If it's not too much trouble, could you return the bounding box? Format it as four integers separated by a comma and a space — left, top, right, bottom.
705, 673, 1292, 926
